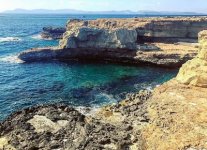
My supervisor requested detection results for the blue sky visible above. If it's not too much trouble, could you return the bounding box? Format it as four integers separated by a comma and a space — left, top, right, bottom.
0, 0, 207, 13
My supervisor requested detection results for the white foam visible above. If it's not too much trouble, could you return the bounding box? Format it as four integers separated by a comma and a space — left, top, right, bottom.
31, 34, 43, 40
135, 83, 155, 91
0, 55, 23, 63
75, 106, 100, 117
0, 37, 22, 43
31, 34, 52, 40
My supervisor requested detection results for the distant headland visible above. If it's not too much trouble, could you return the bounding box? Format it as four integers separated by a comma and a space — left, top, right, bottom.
1, 9, 206, 15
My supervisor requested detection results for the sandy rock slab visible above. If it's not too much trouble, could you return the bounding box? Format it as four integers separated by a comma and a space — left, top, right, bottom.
27, 115, 69, 133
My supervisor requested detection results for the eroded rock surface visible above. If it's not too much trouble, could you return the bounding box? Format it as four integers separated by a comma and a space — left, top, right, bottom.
63, 17, 207, 44
59, 27, 138, 50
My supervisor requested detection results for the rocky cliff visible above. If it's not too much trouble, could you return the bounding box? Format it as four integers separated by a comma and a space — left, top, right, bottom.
142, 30, 207, 149
176, 30, 207, 87
18, 17, 207, 67
59, 17, 207, 49
61, 17, 207, 47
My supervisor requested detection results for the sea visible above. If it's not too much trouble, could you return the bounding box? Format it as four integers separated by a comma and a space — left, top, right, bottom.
0, 14, 178, 120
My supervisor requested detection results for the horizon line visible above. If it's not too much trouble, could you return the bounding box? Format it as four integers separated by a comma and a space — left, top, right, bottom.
1, 8, 206, 14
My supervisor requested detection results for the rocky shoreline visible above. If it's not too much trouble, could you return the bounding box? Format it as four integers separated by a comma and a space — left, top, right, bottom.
1, 18, 207, 149
0, 90, 151, 150
18, 17, 207, 68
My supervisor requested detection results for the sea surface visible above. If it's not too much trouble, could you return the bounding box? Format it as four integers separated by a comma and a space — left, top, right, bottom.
0, 14, 178, 120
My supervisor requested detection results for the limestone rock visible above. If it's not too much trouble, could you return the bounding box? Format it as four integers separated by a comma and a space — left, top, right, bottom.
143, 80, 207, 150
18, 47, 58, 62
19, 17, 204, 67
176, 58, 207, 87
198, 30, 207, 60
143, 31, 207, 150
66, 17, 207, 41
28, 115, 69, 133
18, 42, 197, 67
59, 27, 138, 50
0, 137, 8, 149
0, 137, 15, 150
176, 30, 207, 87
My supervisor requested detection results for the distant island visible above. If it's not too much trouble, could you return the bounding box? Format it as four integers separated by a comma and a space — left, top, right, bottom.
1, 9, 206, 15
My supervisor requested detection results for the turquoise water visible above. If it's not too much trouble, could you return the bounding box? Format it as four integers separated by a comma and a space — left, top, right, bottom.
0, 14, 177, 120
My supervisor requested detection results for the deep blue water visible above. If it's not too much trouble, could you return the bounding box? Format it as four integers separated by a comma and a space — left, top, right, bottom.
0, 14, 177, 120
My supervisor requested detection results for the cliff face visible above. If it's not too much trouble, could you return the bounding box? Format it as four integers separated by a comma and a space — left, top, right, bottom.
59, 27, 138, 50
176, 30, 207, 87
143, 30, 207, 150
60, 17, 207, 49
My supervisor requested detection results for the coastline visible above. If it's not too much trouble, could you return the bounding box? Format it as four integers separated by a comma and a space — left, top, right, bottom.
1, 17, 207, 149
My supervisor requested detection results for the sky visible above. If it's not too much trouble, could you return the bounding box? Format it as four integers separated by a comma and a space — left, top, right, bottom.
0, 0, 207, 13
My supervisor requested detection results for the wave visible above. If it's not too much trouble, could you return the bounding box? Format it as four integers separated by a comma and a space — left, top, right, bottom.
0, 37, 22, 43
0, 55, 23, 63
31, 34, 43, 40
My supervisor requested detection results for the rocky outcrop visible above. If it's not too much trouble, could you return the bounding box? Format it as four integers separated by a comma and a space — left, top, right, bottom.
18, 43, 197, 67
143, 79, 207, 150
60, 17, 207, 49
59, 27, 138, 50
176, 30, 207, 87
142, 30, 207, 149
18, 47, 58, 61
65, 17, 207, 42
41, 27, 66, 40
18, 17, 207, 67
